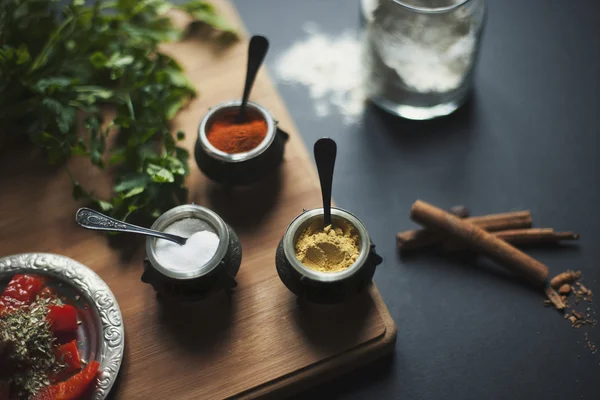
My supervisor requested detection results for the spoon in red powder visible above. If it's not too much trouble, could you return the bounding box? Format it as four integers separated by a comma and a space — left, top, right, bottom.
237, 35, 269, 123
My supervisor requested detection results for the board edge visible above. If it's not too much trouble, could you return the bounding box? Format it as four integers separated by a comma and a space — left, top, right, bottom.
239, 284, 397, 399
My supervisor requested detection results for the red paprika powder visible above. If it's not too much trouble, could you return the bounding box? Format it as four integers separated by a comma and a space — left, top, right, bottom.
207, 111, 268, 154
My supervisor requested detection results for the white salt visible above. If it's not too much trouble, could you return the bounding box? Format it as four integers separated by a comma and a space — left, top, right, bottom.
155, 218, 220, 273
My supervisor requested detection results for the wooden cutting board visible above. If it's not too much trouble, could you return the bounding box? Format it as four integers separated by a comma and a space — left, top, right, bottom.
0, 1, 396, 398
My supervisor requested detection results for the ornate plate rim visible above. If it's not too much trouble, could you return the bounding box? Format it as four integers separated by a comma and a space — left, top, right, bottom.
0, 252, 124, 400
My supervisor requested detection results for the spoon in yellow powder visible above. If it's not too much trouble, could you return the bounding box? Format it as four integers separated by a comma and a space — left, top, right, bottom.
314, 138, 337, 227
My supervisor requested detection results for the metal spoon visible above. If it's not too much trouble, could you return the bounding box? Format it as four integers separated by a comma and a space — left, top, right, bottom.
237, 35, 269, 122
314, 138, 337, 227
75, 207, 187, 245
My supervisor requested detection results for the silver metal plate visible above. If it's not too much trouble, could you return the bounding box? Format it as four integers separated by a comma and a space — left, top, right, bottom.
0, 253, 124, 400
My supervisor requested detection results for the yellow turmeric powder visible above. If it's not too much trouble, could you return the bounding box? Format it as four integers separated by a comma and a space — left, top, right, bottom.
295, 222, 360, 273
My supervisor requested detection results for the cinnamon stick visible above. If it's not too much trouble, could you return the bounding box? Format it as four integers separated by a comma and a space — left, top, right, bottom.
448, 206, 470, 219
397, 210, 533, 251
442, 228, 580, 251
410, 200, 549, 286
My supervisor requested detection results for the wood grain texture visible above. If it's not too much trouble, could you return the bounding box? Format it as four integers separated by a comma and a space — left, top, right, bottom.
0, 1, 396, 398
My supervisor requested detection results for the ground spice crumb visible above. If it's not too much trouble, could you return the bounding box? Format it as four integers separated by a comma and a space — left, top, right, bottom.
545, 287, 566, 310
545, 271, 597, 354
559, 284, 572, 295
550, 270, 581, 288
585, 332, 598, 354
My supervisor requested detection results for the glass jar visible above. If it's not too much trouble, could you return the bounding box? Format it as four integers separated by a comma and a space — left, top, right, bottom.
275, 208, 383, 304
195, 100, 289, 186
360, 0, 486, 120
141, 204, 242, 302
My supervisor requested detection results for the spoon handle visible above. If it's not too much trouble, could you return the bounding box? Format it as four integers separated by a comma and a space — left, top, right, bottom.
314, 138, 337, 227
238, 35, 269, 121
75, 208, 187, 245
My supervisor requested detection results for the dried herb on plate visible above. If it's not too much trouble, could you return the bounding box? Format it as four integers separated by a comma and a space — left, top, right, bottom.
1, 274, 95, 399
0, 297, 61, 399
0, 0, 237, 225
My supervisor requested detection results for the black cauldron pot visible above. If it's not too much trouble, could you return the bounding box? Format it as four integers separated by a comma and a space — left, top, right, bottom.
195, 100, 288, 186
142, 204, 242, 302
275, 207, 383, 304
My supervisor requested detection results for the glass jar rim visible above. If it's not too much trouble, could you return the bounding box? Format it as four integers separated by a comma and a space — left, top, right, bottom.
392, 0, 471, 13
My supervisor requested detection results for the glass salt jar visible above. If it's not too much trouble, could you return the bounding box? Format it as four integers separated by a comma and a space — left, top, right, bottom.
141, 204, 242, 302
360, 0, 486, 120
275, 207, 383, 304
195, 100, 289, 185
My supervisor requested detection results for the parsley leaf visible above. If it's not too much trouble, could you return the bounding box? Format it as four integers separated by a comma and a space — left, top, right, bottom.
0, 0, 237, 226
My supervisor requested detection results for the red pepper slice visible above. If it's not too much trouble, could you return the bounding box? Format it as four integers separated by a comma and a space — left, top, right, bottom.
0, 274, 45, 316
32, 361, 100, 400
53, 340, 82, 377
46, 305, 78, 335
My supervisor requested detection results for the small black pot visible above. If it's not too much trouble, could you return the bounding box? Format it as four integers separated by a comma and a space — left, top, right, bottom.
141, 204, 242, 302
195, 100, 288, 186
275, 208, 383, 304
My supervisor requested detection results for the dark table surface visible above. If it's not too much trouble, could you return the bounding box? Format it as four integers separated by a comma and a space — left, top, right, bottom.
232, 0, 600, 399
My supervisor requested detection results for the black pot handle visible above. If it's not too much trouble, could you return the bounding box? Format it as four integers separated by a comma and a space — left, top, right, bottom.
224, 270, 238, 289
277, 127, 290, 141
369, 243, 383, 266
